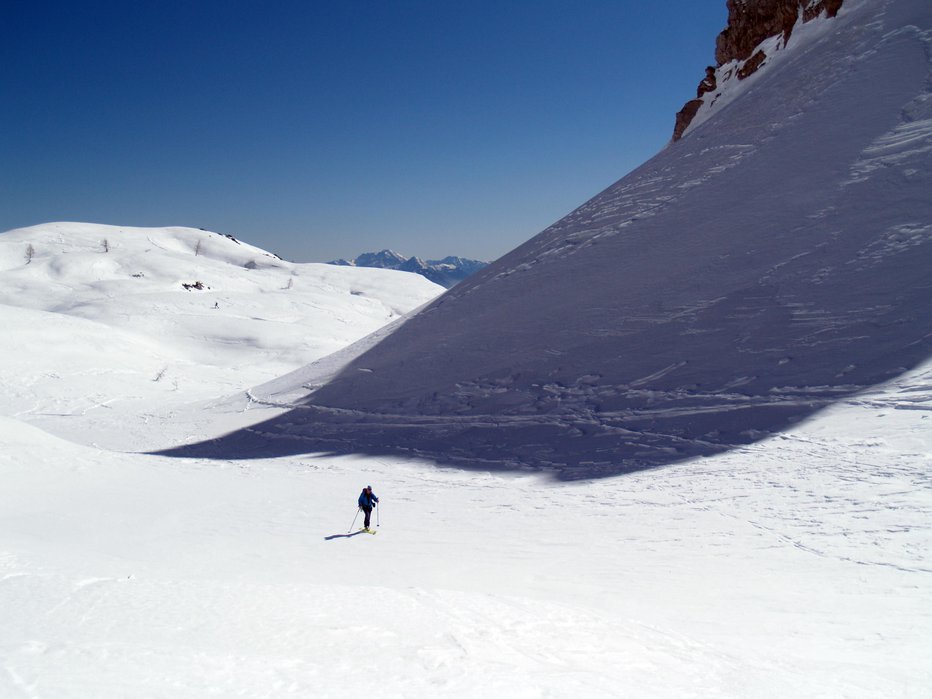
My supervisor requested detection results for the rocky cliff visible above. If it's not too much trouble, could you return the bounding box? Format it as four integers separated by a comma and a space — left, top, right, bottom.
674, 0, 844, 141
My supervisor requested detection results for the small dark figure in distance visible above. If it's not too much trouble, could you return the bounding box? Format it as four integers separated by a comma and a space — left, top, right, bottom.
358, 485, 379, 531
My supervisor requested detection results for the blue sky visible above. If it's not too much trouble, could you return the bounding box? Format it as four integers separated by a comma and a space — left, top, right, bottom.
2, 1, 726, 262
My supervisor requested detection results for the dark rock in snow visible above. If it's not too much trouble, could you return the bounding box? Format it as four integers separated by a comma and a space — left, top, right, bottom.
674, 99, 705, 142
737, 50, 768, 80
697, 66, 718, 96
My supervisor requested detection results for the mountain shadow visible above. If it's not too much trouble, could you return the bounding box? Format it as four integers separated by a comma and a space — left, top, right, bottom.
156, 1, 932, 478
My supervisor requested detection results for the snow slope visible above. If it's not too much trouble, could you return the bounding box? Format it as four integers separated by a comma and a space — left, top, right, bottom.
1, 365, 930, 696
0, 222, 442, 446
182, 0, 932, 476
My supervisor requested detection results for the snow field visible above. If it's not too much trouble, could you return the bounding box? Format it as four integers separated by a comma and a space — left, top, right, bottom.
1, 359, 929, 698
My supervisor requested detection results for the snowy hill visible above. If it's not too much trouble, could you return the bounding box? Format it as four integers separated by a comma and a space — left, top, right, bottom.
0, 222, 443, 444
1, 2, 930, 696
330, 249, 489, 288
191, 0, 932, 477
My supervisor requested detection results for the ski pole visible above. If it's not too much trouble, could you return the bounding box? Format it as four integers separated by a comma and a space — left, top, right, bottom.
349, 507, 360, 533
377, 502, 380, 528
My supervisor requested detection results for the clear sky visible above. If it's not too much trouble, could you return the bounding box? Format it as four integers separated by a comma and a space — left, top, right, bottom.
2, 1, 727, 263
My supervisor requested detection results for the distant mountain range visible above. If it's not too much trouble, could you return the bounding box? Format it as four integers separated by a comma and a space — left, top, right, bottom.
329, 250, 488, 288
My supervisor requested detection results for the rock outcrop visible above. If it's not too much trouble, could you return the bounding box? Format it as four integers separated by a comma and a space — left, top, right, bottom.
673, 0, 845, 141
673, 66, 718, 141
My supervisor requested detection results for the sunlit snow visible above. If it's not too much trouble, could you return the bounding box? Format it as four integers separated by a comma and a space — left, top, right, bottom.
1, 0, 930, 696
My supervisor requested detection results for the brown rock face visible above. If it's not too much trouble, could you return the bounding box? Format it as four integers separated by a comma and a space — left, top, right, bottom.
672, 0, 845, 141
673, 99, 704, 141
736, 50, 767, 80
715, 0, 803, 66
697, 66, 718, 97
804, 0, 844, 22
674, 67, 718, 140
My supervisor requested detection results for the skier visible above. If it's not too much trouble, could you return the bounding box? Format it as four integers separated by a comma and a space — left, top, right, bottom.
357, 485, 379, 531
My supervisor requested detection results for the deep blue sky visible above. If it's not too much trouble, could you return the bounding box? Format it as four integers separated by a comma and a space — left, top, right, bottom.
2, 1, 726, 262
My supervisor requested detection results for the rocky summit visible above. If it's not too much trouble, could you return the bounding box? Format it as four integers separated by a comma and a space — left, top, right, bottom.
674, 0, 845, 141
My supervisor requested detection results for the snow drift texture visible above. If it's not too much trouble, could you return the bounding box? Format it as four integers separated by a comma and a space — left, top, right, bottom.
167, 0, 932, 476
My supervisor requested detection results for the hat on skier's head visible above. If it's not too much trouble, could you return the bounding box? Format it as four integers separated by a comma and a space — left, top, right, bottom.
366, 485, 372, 490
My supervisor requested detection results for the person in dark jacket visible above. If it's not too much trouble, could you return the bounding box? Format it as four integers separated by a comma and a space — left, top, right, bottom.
358, 485, 379, 531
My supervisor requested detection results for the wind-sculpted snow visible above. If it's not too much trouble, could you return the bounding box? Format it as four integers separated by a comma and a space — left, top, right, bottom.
159, 0, 932, 477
